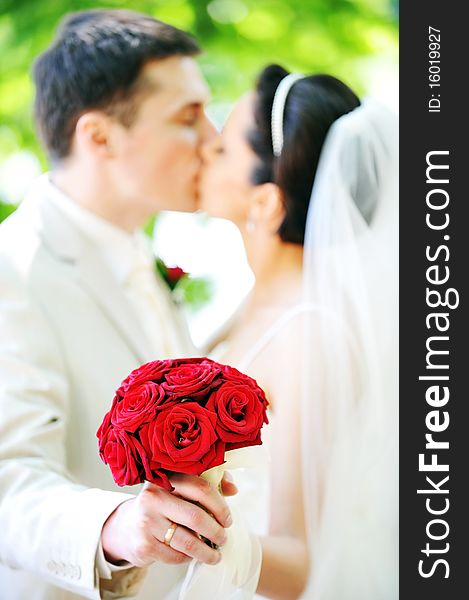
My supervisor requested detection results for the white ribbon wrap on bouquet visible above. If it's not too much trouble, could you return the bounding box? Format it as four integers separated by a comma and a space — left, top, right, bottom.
179, 447, 266, 600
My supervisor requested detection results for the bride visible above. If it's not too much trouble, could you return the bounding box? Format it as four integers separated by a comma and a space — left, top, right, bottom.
198, 64, 398, 599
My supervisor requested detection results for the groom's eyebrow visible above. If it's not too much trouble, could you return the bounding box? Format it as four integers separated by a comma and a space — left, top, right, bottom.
173, 94, 211, 115
172, 101, 200, 114
179, 90, 211, 107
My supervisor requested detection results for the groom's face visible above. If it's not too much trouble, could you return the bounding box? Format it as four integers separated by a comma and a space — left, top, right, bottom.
107, 56, 214, 216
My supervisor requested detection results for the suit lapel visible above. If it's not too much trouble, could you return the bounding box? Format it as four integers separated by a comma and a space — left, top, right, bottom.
33, 181, 154, 365
76, 247, 154, 365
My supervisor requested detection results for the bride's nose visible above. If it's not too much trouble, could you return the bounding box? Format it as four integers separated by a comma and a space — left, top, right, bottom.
200, 113, 218, 144
200, 133, 221, 165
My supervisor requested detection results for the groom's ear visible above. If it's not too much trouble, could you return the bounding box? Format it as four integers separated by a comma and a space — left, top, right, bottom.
75, 111, 114, 158
250, 182, 285, 233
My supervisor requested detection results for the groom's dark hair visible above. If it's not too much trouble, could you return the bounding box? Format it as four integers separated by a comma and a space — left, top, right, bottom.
33, 9, 200, 163
249, 65, 360, 245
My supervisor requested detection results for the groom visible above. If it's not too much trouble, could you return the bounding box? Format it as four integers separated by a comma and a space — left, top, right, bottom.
0, 9, 234, 600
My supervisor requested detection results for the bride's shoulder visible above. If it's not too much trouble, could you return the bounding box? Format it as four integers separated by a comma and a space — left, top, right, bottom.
258, 303, 317, 351
250, 304, 313, 399
264, 311, 308, 366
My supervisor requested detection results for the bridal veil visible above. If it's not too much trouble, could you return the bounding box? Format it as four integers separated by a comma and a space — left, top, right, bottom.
301, 99, 399, 599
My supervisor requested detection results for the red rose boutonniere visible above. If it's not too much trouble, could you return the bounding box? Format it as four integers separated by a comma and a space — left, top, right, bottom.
155, 257, 212, 310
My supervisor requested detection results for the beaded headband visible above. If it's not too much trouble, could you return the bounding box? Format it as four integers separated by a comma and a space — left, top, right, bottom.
271, 73, 305, 157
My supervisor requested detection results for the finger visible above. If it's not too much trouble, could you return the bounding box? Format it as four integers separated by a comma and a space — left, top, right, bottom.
165, 523, 221, 566
165, 494, 228, 547
220, 472, 238, 497
138, 484, 226, 548
169, 473, 233, 528
222, 471, 234, 483
133, 536, 190, 567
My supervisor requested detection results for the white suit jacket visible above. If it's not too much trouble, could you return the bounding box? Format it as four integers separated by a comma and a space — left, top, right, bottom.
0, 178, 193, 599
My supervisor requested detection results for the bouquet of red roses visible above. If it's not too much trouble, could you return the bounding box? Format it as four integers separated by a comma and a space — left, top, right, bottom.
97, 358, 268, 491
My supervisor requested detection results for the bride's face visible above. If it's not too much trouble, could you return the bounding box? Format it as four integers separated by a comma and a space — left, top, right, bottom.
199, 94, 258, 224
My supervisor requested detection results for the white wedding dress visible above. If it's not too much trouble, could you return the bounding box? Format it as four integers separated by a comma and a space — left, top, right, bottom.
212, 303, 313, 600
214, 292, 397, 600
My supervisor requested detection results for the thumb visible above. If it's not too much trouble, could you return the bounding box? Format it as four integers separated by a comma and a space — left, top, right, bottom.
220, 471, 238, 497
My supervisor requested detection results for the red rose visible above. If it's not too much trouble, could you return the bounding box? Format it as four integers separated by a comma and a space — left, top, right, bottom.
170, 357, 217, 367
139, 402, 225, 476
119, 360, 173, 394
166, 266, 187, 284
206, 382, 268, 451
98, 422, 144, 487
97, 410, 113, 461
142, 465, 173, 491
110, 381, 167, 433
221, 365, 268, 401
162, 361, 221, 399
137, 449, 173, 491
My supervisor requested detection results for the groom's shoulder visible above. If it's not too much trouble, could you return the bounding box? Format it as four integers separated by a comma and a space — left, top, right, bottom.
0, 196, 46, 290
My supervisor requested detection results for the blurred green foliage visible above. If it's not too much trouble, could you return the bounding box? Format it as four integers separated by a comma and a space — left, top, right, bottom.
0, 198, 15, 221
0, 0, 398, 213
173, 274, 214, 312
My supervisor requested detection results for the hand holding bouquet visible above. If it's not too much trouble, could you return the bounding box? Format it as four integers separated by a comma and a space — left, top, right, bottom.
98, 357, 268, 598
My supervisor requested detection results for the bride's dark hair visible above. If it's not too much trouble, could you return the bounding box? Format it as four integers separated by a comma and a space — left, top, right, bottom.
248, 64, 360, 245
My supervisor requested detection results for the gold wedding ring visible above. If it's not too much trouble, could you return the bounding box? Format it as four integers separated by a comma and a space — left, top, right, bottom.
163, 522, 178, 546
